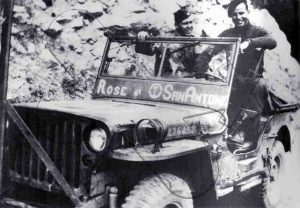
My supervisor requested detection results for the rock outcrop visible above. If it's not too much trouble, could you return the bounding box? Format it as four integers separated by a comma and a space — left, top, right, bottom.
8, 0, 299, 103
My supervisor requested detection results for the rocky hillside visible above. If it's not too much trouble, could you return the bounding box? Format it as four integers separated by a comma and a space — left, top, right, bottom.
7, 0, 300, 103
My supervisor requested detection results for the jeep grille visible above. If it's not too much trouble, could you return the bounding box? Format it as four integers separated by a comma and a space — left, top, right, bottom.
8, 108, 83, 193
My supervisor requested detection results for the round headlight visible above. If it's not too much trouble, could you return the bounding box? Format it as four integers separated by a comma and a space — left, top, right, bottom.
89, 128, 107, 152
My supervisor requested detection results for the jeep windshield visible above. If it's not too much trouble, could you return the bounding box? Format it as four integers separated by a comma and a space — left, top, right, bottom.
100, 36, 239, 84
94, 36, 240, 110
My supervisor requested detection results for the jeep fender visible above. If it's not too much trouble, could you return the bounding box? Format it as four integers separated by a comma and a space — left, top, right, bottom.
264, 112, 296, 152
108, 139, 210, 161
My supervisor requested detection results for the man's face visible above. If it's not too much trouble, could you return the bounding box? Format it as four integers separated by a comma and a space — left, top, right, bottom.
231, 3, 249, 27
176, 17, 194, 36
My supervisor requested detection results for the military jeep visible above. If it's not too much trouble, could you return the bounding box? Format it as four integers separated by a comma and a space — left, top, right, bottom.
2, 36, 299, 208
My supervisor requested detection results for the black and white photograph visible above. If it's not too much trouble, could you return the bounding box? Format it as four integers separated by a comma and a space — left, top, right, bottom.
0, 0, 299, 207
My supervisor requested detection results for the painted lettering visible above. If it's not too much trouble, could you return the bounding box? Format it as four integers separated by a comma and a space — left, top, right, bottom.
97, 80, 227, 108
120, 87, 127, 96
97, 79, 106, 94
107, 86, 113, 95
163, 84, 173, 100
96, 79, 127, 97
166, 124, 200, 137
176, 126, 182, 135
193, 93, 202, 104
171, 91, 179, 101
113, 86, 120, 95
185, 86, 196, 103
149, 84, 163, 99
176, 91, 186, 102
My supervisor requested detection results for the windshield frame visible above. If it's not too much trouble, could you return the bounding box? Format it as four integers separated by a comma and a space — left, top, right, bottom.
93, 36, 241, 106
96, 36, 240, 86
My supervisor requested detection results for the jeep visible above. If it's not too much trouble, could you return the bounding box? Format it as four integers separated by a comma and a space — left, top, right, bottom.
2, 36, 299, 208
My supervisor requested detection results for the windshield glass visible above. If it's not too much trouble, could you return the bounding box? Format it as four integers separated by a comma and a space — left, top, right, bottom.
101, 38, 237, 84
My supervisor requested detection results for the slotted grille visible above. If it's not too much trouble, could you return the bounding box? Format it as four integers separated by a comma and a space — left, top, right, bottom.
8, 109, 83, 192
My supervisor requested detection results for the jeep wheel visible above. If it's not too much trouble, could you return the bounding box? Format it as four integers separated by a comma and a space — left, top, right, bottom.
121, 173, 193, 208
257, 140, 285, 208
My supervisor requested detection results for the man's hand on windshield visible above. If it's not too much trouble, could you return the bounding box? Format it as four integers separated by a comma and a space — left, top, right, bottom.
239, 40, 251, 53
137, 31, 150, 42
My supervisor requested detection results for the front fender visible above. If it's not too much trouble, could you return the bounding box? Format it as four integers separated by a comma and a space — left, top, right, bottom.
264, 111, 298, 152
107, 139, 210, 161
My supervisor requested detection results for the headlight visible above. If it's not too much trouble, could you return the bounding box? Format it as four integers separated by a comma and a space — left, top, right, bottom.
89, 128, 107, 152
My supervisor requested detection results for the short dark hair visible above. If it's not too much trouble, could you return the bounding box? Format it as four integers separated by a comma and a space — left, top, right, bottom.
228, 0, 249, 17
174, 6, 192, 24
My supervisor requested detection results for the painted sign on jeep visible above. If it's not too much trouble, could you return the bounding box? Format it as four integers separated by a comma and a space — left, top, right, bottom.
94, 78, 229, 109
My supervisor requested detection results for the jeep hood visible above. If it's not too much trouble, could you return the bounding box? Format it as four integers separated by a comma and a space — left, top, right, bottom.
14, 99, 226, 136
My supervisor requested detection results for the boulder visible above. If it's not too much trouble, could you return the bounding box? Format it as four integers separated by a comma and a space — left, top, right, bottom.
56, 10, 79, 24
11, 37, 27, 54
27, 42, 36, 54
13, 10, 30, 24
91, 46, 104, 58
77, 0, 86, 4
75, 2, 104, 18
31, 10, 53, 27
39, 50, 60, 67
11, 26, 20, 34
92, 59, 102, 69
42, 21, 63, 37
59, 31, 82, 50
13, 5, 26, 13
70, 16, 84, 29
89, 19, 105, 30
99, 0, 117, 8
34, 0, 47, 10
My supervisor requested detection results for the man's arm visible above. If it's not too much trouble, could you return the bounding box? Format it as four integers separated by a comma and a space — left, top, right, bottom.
135, 42, 156, 55
247, 26, 277, 50
135, 31, 156, 55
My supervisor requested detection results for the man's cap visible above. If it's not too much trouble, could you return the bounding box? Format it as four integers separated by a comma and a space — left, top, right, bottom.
174, 6, 192, 24
227, 0, 249, 17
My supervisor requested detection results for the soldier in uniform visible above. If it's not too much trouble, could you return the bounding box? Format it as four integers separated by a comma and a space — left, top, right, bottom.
135, 6, 210, 77
214, 0, 277, 149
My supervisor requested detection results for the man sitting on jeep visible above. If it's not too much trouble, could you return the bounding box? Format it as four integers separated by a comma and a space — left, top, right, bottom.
135, 6, 210, 78
210, 0, 277, 150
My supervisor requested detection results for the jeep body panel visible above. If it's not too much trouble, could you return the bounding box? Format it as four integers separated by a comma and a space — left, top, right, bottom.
109, 139, 210, 161
14, 98, 226, 142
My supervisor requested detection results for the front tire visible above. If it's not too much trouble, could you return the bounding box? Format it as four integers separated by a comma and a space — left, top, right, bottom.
256, 140, 286, 208
122, 173, 193, 208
